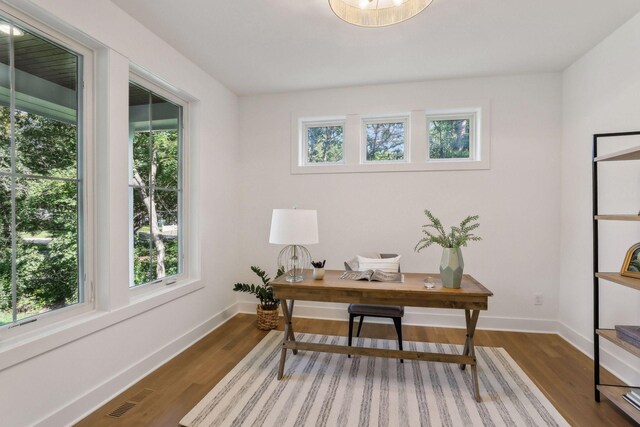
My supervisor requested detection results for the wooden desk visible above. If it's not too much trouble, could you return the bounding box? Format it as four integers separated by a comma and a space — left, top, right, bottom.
272, 269, 493, 401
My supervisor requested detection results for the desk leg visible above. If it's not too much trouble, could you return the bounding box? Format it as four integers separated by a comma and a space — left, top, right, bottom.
278, 298, 296, 380
460, 309, 481, 402
460, 310, 471, 369
286, 300, 297, 355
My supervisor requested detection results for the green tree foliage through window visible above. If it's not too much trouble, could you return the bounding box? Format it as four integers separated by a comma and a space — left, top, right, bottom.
129, 82, 182, 287
0, 110, 80, 325
0, 19, 82, 326
366, 122, 405, 161
306, 125, 343, 163
429, 118, 470, 159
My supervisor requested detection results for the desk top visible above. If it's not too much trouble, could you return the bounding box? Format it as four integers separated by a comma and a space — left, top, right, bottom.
272, 270, 492, 310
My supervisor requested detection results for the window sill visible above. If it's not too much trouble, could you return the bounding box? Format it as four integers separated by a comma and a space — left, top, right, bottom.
129, 275, 183, 298
0, 278, 204, 372
291, 158, 490, 174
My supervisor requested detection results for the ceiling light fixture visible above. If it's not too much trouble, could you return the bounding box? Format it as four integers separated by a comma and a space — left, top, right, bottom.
329, 0, 432, 27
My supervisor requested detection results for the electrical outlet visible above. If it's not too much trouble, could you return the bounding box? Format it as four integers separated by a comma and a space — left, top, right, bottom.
534, 294, 543, 306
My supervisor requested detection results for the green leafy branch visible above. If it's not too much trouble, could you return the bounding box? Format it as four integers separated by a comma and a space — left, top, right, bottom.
233, 266, 285, 310
415, 209, 481, 252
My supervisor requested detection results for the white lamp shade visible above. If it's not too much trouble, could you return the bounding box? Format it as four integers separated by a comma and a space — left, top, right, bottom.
269, 209, 319, 245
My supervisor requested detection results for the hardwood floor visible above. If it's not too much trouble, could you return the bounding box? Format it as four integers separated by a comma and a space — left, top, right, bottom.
77, 314, 635, 426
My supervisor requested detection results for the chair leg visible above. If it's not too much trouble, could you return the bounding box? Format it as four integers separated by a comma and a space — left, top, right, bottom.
348, 314, 354, 358
393, 317, 403, 363
356, 315, 364, 337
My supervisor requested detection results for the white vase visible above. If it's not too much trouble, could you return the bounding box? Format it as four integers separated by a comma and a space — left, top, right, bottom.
312, 268, 325, 280
440, 247, 464, 289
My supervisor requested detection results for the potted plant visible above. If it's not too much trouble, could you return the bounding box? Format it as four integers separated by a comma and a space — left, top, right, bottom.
414, 210, 481, 289
233, 266, 285, 330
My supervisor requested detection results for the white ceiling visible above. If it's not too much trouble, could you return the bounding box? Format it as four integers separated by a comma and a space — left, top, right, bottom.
112, 0, 640, 96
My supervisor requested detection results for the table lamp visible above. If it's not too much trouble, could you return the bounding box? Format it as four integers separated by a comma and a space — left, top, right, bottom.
269, 208, 319, 282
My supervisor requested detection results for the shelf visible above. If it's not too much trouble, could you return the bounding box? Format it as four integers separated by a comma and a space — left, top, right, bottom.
596, 329, 640, 358
597, 385, 640, 424
596, 272, 640, 291
593, 132, 640, 421
595, 146, 640, 162
595, 214, 640, 221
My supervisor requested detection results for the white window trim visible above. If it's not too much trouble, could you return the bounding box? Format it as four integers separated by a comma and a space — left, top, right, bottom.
300, 117, 346, 167
361, 115, 410, 164
0, 59, 203, 367
128, 72, 191, 295
0, 277, 203, 371
426, 111, 477, 163
0, 4, 96, 339
0, 4, 205, 370
291, 100, 490, 174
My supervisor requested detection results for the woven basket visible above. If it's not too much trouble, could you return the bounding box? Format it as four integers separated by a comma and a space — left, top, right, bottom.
256, 305, 279, 330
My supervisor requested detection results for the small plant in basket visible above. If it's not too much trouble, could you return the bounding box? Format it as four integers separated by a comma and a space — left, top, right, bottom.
233, 266, 285, 329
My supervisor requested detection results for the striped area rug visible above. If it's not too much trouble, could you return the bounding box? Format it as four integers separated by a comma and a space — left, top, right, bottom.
180, 331, 569, 427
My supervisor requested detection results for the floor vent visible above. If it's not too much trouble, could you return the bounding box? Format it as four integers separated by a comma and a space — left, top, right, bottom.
130, 388, 155, 403
108, 402, 136, 418
107, 388, 155, 418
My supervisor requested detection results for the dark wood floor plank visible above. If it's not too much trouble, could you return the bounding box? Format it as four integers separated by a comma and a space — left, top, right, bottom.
76, 314, 636, 427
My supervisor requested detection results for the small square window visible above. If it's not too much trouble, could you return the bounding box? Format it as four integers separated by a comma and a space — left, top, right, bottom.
428, 115, 474, 160
303, 121, 344, 164
363, 118, 408, 162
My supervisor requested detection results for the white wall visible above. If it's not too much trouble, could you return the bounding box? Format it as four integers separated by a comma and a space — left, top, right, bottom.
560, 13, 640, 385
1, 1, 635, 424
239, 74, 563, 332
0, 1, 241, 426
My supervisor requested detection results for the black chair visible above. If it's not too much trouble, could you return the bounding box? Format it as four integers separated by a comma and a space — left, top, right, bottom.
346, 254, 404, 362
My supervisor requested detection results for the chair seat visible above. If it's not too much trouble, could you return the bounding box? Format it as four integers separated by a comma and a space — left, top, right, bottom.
348, 304, 404, 317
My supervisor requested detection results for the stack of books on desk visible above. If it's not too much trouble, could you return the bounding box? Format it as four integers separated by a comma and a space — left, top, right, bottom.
623, 390, 640, 411
615, 325, 640, 348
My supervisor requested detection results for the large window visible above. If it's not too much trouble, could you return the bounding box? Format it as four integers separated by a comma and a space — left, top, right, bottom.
0, 19, 84, 326
129, 81, 183, 287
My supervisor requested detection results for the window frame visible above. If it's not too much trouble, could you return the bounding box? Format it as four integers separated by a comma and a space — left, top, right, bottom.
426, 112, 477, 162
361, 115, 410, 164
128, 73, 189, 293
0, 6, 95, 335
301, 118, 346, 167
0, 4, 205, 370
292, 102, 490, 174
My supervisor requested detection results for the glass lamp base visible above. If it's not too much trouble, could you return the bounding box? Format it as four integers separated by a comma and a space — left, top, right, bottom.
277, 245, 311, 283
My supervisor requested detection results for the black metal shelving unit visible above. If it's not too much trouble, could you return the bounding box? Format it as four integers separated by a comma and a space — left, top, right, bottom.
592, 131, 640, 424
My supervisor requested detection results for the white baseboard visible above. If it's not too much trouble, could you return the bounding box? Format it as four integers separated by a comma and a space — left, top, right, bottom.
557, 321, 595, 359
35, 302, 240, 427
558, 321, 640, 386
237, 301, 558, 333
